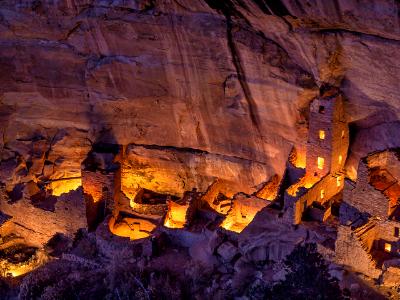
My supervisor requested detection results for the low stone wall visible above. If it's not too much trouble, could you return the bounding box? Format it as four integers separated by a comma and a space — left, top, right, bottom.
284, 172, 343, 225
130, 202, 167, 216
335, 225, 381, 279
345, 162, 389, 219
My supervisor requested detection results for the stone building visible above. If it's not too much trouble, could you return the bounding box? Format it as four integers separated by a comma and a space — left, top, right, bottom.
221, 193, 272, 233
339, 150, 400, 259
283, 92, 349, 225
336, 150, 400, 284
306, 93, 348, 178
164, 189, 201, 229
81, 144, 120, 231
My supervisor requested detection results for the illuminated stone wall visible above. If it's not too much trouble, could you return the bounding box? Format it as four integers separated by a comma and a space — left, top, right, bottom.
109, 215, 157, 240
201, 179, 236, 215
221, 194, 271, 233
343, 160, 389, 219
374, 220, 400, 254
164, 190, 200, 229
164, 200, 189, 229
336, 218, 400, 278
82, 169, 117, 231
306, 94, 348, 178
121, 144, 272, 199
306, 97, 335, 178
294, 173, 344, 224
284, 93, 348, 225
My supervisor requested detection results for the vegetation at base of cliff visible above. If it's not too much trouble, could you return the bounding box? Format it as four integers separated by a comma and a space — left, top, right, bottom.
268, 243, 347, 300
1, 237, 350, 300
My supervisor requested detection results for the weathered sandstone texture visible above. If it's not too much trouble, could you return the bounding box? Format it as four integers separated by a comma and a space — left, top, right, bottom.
0, 0, 398, 198
0, 0, 400, 261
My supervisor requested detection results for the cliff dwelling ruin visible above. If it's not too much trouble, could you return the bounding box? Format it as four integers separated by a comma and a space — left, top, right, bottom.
1, 0, 400, 299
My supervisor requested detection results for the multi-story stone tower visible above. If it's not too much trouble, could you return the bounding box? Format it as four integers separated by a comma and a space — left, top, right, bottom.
306, 93, 348, 179
283, 91, 349, 225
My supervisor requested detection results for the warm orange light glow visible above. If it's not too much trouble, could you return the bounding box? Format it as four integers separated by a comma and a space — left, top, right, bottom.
83, 182, 102, 202
120, 164, 181, 201
164, 201, 187, 229
287, 175, 319, 197
256, 174, 280, 201
0, 250, 47, 278
221, 211, 257, 233
338, 155, 343, 164
320, 189, 325, 199
7, 265, 32, 277
295, 155, 307, 169
341, 130, 345, 138
384, 243, 392, 252
336, 176, 341, 187
50, 178, 81, 196
221, 196, 270, 233
319, 130, 325, 140
109, 216, 155, 240
317, 157, 324, 170
128, 189, 142, 209
221, 218, 246, 233
289, 147, 306, 169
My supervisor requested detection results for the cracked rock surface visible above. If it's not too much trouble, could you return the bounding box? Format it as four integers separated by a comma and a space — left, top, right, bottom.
0, 0, 400, 235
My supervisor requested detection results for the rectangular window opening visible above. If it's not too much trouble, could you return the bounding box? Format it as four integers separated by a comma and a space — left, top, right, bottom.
385, 243, 392, 253
319, 106, 325, 114
319, 130, 325, 140
336, 176, 341, 187
395, 227, 399, 238
338, 155, 343, 164
317, 157, 324, 170
320, 189, 325, 199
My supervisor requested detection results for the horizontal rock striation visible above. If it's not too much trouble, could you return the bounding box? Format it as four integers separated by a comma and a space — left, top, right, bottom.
0, 0, 399, 257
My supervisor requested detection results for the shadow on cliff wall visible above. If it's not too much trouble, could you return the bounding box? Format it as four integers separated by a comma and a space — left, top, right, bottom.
84, 97, 121, 231
342, 78, 400, 175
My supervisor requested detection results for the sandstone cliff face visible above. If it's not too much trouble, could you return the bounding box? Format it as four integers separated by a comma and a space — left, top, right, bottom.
0, 0, 399, 197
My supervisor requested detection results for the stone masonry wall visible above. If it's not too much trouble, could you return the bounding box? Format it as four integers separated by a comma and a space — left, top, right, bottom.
335, 225, 381, 279
346, 161, 389, 219
287, 173, 343, 225
306, 97, 335, 178
375, 220, 400, 254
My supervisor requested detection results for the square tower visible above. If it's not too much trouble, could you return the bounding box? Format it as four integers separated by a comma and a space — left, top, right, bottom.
306, 94, 348, 178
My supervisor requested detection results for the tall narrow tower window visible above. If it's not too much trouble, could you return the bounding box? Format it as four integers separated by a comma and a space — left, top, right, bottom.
319, 130, 325, 140
336, 176, 341, 187
317, 157, 324, 170
341, 130, 345, 138
320, 189, 325, 199
338, 155, 343, 164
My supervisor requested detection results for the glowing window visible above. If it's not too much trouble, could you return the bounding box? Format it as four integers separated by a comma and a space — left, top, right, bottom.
317, 157, 324, 170
341, 130, 345, 138
338, 155, 343, 164
319, 130, 325, 140
384, 243, 392, 253
320, 189, 325, 199
336, 176, 341, 187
